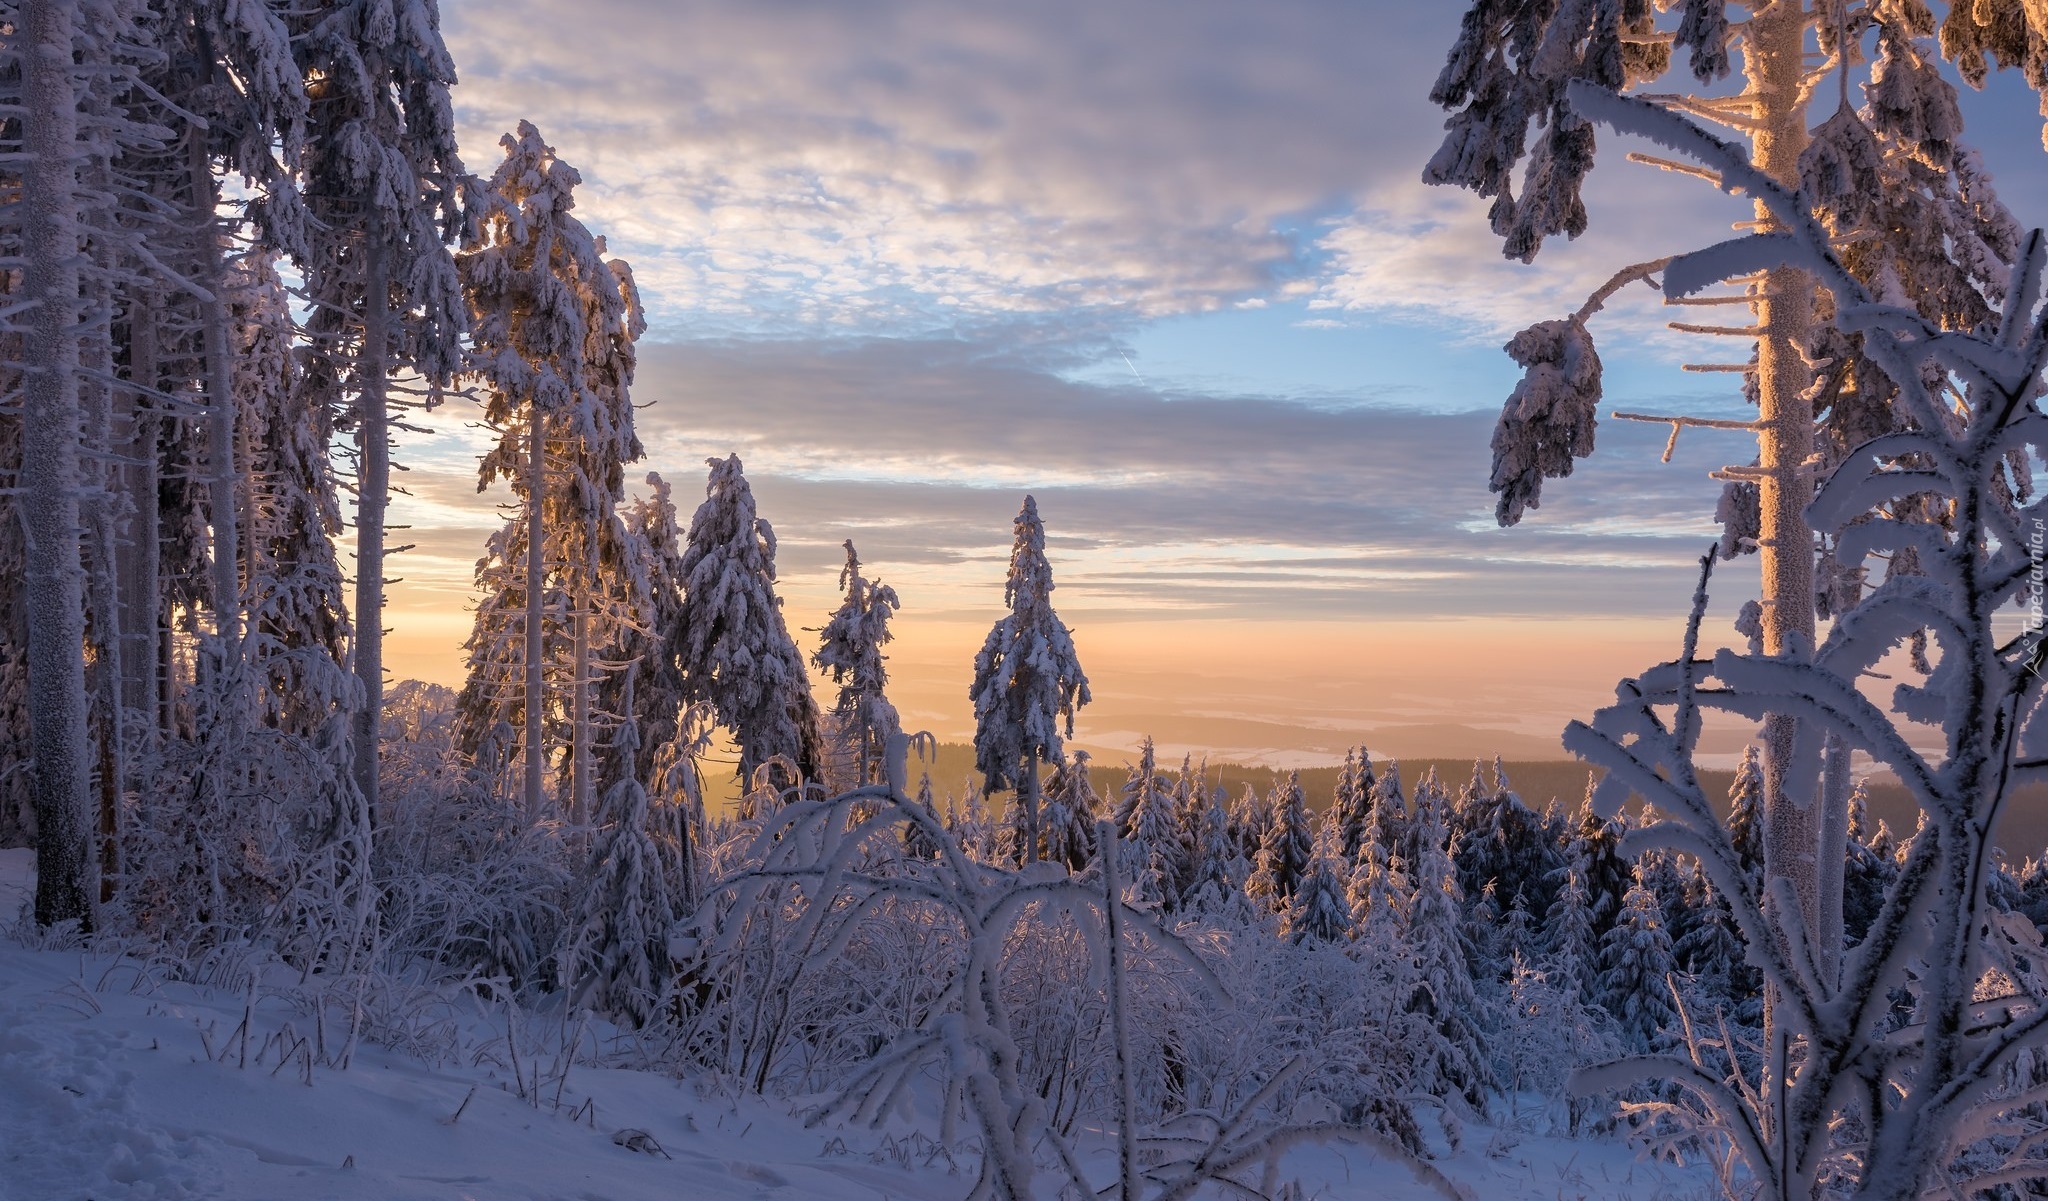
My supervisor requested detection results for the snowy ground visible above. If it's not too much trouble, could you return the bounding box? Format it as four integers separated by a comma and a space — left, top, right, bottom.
0, 849, 1712, 1201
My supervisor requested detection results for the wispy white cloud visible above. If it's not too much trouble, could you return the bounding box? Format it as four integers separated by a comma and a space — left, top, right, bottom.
442, 0, 1463, 333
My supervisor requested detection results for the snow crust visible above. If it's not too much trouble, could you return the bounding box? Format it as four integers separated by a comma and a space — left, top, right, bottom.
0, 850, 1709, 1201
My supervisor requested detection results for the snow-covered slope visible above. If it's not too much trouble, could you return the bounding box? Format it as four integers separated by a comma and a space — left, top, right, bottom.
0, 850, 1708, 1201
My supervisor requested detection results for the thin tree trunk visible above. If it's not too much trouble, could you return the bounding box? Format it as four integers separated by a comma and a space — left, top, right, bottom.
118, 293, 162, 754
1099, 820, 1138, 1201
1022, 754, 1040, 865
190, 126, 242, 656
524, 408, 545, 821
22, 0, 98, 928
853, 694, 871, 788
571, 600, 590, 827
82, 242, 123, 905
1749, 0, 1819, 936
1817, 731, 1850, 985
1746, 8, 1821, 1192
352, 253, 390, 821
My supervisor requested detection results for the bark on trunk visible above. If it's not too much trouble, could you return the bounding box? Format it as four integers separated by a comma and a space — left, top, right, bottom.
82, 243, 122, 905
352, 254, 390, 821
1021, 754, 1040, 865
190, 127, 242, 655
571, 601, 590, 827
524, 409, 546, 822
1748, 0, 1821, 950
1098, 820, 1138, 1201
118, 293, 162, 753
22, 0, 99, 928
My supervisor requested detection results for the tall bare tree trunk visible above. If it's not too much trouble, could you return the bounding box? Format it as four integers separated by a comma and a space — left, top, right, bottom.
190, 126, 241, 656
1748, 0, 1820, 955
352, 253, 390, 821
524, 410, 546, 821
1021, 754, 1040, 865
22, 0, 98, 928
118, 293, 162, 753
82, 241, 123, 905
571, 601, 590, 827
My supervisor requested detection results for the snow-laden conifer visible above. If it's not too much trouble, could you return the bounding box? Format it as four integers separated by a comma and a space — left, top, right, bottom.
811, 540, 901, 788
1283, 809, 1353, 945
599, 473, 689, 797
233, 254, 355, 741
969, 496, 1089, 864
288, 0, 472, 814
1331, 746, 1374, 866
1406, 791, 1490, 1114
1543, 866, 1600, 1003
671, 454, 822, 790
1038, 750, 1100, 871
560, 683, 676, 1028
1119, 739, 1185, 908
1598, 867, 1679, 1054
1725, 743, 1767, 892
1453, 757, 1558, 921
1229, 781, 1273, 868
1183, 781, 1242, 914
1368, 758, 1408, 862
1247, 772, 1313, 913
1346, 794, 1409, 947
457, 121, 643, 822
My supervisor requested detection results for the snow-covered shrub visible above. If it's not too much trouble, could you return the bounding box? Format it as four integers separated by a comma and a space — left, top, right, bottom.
119, 641, 360, 963
1561, 81, 2048, 1201
373, 695, 568, 990
691, 740, 1447, 1201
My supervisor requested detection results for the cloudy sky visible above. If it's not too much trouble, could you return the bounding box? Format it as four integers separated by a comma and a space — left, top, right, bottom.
382, 0, 2048, 770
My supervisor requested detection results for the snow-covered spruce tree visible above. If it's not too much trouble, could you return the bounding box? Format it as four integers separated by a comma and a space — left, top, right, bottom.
1452, 757, 1558, 921
1228, 781, 1272, 868
903, 769, 944, 861
1120, 739, 1187, 908
644, 699, 714, 915
1113, 735, 1166, 839
1557, 785, 1630, 943
231, 253, 356, 741
812, 539, 902, 789
970, 496, 1090, 865
1346, 794, 1409, 947
1426, 0, 2044, 995
1840, 778, 1896, 946
1397, 766, 1450, 875
1598, 865, 1680, 1054
560, 680, 676, 1028
1330, 746, 1372, 866
1283, 809, 1354, 945
1038, 749, 1101, 871
1407, 789, 1491, 1114
599, 472, 690, 789
1543, 865, 1601, 1003
15, 0, 104, 925
1184, 778, 1242, 914
455, 121, 644, 823
1367, 758, 1407, 862
1247, 771, 1314, 914
1556, 79, 2048, 1199
1725, 742, 1768, 893
288, 0, 471, 815
55, 0, 164, 859
672, 454, 821, 790
1168, 754, 1209, 893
